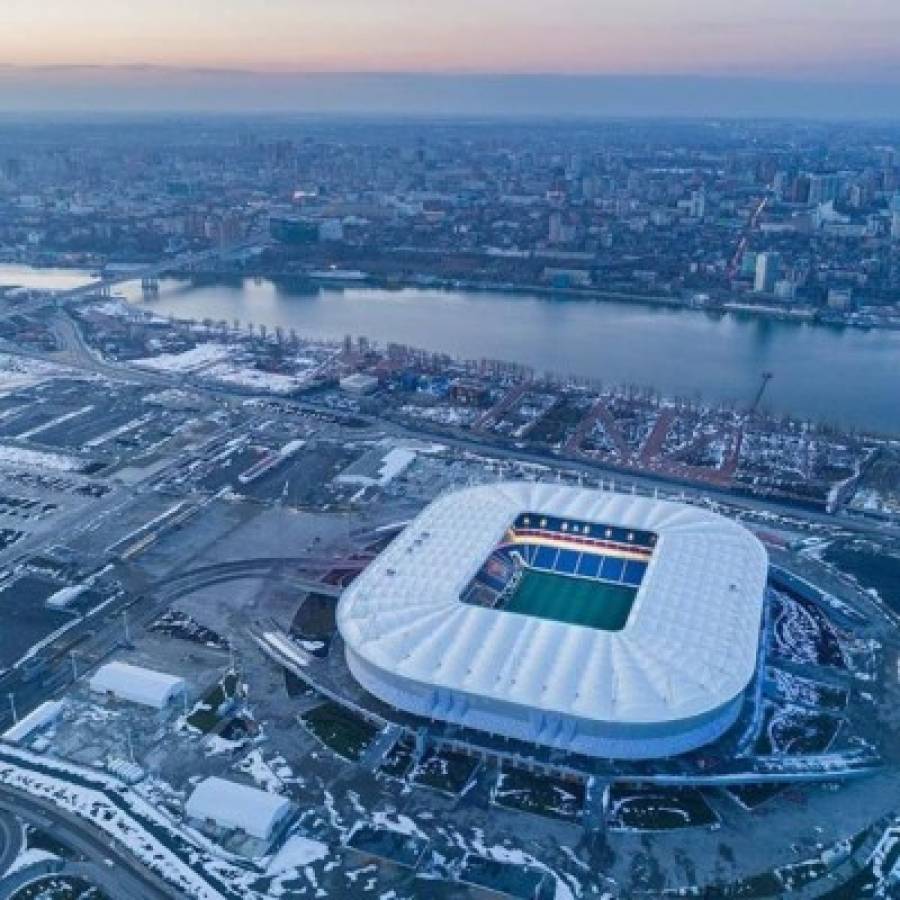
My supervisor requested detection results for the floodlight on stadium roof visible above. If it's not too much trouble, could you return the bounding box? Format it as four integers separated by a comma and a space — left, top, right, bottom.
337, 482, 768, 759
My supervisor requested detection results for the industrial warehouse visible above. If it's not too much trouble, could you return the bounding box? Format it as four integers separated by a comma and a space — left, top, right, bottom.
337, 482, 769, 759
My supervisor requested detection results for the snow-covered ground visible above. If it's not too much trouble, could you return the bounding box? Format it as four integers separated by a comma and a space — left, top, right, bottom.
132, 342, 321, 395
132, 343, 234, 374
1, 847, 58, 878
0, 747, 229, 899
202, 363, 305, 395
0, 445, 82, 472
265, 834, 328, 874
0, 353, 80, 393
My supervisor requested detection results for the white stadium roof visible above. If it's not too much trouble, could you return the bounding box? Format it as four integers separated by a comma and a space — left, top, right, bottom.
186, 777, 292, 841
338, 482, 767, 744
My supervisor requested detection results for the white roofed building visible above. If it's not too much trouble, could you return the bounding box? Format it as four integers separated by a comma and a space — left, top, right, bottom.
339, 373, 379, 395
2, 700, 65, 745
336, 445, 417, 488
89, 661, 186, 710
338, 482, 768, 760
185, 777, 292, 842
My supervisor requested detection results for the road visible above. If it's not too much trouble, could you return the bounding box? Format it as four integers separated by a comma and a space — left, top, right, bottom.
53, 237, 269, 305
0, 553, 349, 734
28, 306, 900, 540
380, 416, 900, 539
0, 786, 175, 899
49, 312, 170, 386
0, 806, 22, 878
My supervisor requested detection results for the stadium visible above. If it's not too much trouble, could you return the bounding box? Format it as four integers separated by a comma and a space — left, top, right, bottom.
337, 482, 768, 760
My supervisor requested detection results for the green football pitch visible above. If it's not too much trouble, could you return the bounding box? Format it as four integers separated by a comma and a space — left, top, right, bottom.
502, 569, 637, 631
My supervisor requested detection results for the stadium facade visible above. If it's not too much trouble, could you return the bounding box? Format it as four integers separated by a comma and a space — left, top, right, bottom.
337, 482, 767, 760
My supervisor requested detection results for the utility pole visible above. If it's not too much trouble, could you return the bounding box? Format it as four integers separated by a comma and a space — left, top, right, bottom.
122, 610, 131, 646
70, 650, 78, 682
7, 692, 16, 725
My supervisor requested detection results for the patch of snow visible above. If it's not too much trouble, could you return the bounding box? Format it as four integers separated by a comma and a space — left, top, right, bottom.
0, 445, 81, 472
45, 584, 88, 610
202, 364, 304, 395
133, 343, 233, 373
370, 811, 429, 841
266, 834, 328, 874
17, 405, 93, 440
0, 354, 79, 392
2, 847, 58, 878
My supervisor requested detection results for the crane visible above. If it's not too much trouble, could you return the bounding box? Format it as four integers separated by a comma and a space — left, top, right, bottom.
749, 371, 773, 416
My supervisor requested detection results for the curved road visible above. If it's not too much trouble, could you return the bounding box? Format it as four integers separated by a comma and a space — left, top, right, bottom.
0, 807, 22, 878
0, 787, 174, 899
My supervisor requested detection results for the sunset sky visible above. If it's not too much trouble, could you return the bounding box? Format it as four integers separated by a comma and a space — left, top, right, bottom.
1, 0, 898, 78
0, 2, 898, 116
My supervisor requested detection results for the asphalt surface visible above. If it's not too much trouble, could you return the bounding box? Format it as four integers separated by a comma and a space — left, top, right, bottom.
0, 806, 22, 878
0, 786, 174, 900
0, 294, 894, 897
0, 553, 348, 734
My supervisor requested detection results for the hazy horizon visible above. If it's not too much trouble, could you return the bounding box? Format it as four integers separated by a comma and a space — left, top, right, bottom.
0, 67, 898, 120
1, 1, 897, 118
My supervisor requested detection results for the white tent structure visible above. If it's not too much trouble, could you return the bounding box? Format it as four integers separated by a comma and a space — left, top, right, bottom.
338, 481, 768, 760
185, 777, 292, 841
2, 700, 65, 745
89, 661, 186, 709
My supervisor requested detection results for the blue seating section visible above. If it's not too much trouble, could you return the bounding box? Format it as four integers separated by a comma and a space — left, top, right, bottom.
599, 556, 624, 582
490, 543, 648, 588
477, 572, 508, 592
622, 560, 648, 587
576, 553, 601, 578
533, 546, 557, 570
471, 532, 650, 600
555, 549, 579, 575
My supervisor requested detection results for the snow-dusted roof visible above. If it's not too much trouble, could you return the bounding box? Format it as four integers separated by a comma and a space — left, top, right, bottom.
89, 661, 185, 709
2, 700, 64, 744
337, 446, 417, 488
338, 482, 767, 726
186, 777, 292, 840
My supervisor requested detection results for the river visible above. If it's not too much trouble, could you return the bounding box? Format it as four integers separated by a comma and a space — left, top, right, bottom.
2, 266, 898, 434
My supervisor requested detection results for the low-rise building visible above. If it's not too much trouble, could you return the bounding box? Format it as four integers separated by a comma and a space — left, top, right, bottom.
186, 777, 292, 842
339, 373, 379, 395
89, 662, 186, 710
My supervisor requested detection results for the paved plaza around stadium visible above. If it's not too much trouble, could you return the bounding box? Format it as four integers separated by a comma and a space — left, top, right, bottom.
502, 568, 637, 631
